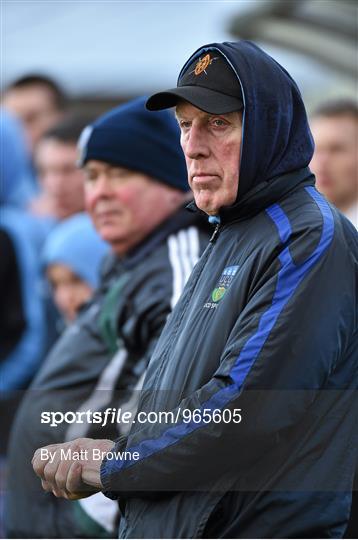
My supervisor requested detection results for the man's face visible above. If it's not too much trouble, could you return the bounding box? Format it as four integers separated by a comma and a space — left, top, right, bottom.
176, 102, 242, 215
83, 160, 184, 255
310, 115, 358, 211
35, 138, 85, 219
3, 85, 62, 152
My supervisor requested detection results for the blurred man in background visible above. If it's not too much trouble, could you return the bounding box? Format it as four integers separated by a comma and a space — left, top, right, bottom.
2, 74, 67, 154
310, 100, 358, 229
29, 115, 93, 355
30, 115, 89, 221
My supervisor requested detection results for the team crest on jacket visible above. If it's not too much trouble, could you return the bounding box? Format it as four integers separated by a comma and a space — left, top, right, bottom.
205, 265, 239, 309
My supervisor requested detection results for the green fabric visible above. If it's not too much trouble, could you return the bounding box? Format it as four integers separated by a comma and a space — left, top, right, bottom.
98, 274, 129, 354
73, 500, 113, 538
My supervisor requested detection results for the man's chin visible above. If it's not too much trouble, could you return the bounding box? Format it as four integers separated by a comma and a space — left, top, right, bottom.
194, 195, 218, 216
97, 227, 124, 246
196, 204, 220, 217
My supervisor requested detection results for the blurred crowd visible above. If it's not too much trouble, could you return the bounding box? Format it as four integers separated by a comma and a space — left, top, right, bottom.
0, 77, 209, 538
0, 73, 357, 538
0, 76, 109, 536
1, 77, 102, 394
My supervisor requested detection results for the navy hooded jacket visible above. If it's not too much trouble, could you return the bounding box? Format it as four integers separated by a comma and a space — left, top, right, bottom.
100, 41, 358, 538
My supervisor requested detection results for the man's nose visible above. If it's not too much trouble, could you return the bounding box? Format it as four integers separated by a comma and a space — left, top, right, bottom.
183, 125, 210, 160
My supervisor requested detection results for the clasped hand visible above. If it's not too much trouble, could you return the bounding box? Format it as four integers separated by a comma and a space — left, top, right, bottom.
32, 438, 114, 500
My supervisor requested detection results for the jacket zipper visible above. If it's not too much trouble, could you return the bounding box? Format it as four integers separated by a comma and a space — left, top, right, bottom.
209, 222, 221, 243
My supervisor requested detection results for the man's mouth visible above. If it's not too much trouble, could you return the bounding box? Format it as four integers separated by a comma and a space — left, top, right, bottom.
191, 173, 218, 185
96, 209, 121, 221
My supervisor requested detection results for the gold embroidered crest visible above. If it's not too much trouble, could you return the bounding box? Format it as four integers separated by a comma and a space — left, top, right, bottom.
194, 54, 212, 75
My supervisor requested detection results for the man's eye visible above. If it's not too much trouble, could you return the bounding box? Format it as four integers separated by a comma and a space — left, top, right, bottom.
179, 120, 191, 129
212, 118, 226, 127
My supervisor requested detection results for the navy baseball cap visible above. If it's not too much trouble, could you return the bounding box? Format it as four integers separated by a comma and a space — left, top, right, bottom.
146, 50, 243, 114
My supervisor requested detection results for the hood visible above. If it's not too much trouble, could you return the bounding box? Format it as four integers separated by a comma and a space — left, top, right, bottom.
42, 213, 110, 289
180, 41, 315, 218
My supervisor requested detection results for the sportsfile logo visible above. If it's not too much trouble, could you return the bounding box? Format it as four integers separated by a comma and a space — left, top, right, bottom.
41, 406, 242, 427
204, 265, 239, 309
41, 408, 133, 428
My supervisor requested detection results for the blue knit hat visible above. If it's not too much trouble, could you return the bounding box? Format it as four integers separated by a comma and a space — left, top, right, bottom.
77, 96, 189, 192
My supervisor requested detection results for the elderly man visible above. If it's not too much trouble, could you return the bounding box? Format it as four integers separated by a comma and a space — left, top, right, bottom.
33, 42, 358, 538
30, 114, 89, 220
7, 97, 209, 538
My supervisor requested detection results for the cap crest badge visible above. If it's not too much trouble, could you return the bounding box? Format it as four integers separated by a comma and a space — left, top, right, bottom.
193, 54, 218, 76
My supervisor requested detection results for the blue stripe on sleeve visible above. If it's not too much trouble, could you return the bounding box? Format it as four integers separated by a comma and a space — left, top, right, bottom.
266, 203, 292, 244
102, 187, 334, 476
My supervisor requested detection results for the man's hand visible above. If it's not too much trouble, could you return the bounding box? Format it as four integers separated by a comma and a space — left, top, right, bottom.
32, 438, 114, 500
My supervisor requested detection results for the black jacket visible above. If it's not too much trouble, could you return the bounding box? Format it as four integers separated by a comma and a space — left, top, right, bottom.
5, 208, 209, 538
100, 42, 358, 539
